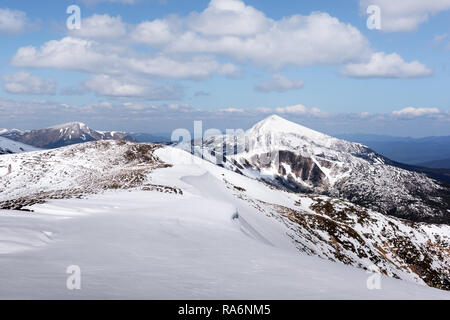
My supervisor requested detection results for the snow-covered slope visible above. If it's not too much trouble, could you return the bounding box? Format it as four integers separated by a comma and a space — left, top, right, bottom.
0, 142, 449, 298
0, 141, 168, 208
0, 122, 134, 149
187, 115, 450, 224
0, 136, 39, 155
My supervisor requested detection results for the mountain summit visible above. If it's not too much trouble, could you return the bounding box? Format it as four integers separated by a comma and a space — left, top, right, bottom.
246, 115, 369, 154
249, 115, 331, 141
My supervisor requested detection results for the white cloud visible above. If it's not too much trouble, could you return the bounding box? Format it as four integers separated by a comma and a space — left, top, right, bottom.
2, 96, 448, 136
11, 37, 119, 74
360, 0, 450, 32
433, 34, 450, 50
69, 14, 127, 40
11, 37, 239, 80
131, 19, 175, 45
0, 8, 28, 34
341, 52, 433, 78
433, 33, 448, 44
2, 72, 56, 95
129, 1, 373, 69
257, 104, 323, 116
219, 107, 245, 113
187, 0, 271, 36
393, 107, 441, 117
128, 55, 240, 79
7, 0, 431, 84
164, 11, 372, 69
83, 74, 182, 100
256, 74, 304, 93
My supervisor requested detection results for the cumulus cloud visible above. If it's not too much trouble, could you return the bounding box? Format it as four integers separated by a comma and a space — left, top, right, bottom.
256, 74, 304, 93
7, 0, 431, 85
128, 1, 374, 69
187, 0, 271, 36
11, 37, 120, 74
0, 8, 28, 34
164, 11, 372, 69
341, 52, 433, 78
131, 19, 175, 45
11, 37, 239, 79
83, 74, 182, 100
129, 1, 428, 74
69, 14, 127, 40
219, 107, 245, 113
393, 107, 441, 117
257, 104, 323, 116
360, 0, 450, 32
2, 72, 56, 95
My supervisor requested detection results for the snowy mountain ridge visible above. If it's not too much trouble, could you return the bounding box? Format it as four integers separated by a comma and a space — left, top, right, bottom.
0, 141, 449, 294
0, 122, 134, 149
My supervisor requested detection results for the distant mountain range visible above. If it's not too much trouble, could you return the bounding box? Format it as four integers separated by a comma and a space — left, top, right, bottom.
337, 134, 450, 169
2, 123, 450, 173
0, 122, 135, 149
0, 123, 173, 150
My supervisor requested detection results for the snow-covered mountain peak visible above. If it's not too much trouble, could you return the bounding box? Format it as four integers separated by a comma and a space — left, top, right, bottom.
0, 129, 7, 135
242, 115, 363, 156
250, 115, 329, 140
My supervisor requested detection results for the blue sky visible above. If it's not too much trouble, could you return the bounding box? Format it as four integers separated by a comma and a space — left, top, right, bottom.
0, 0, 449, 136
